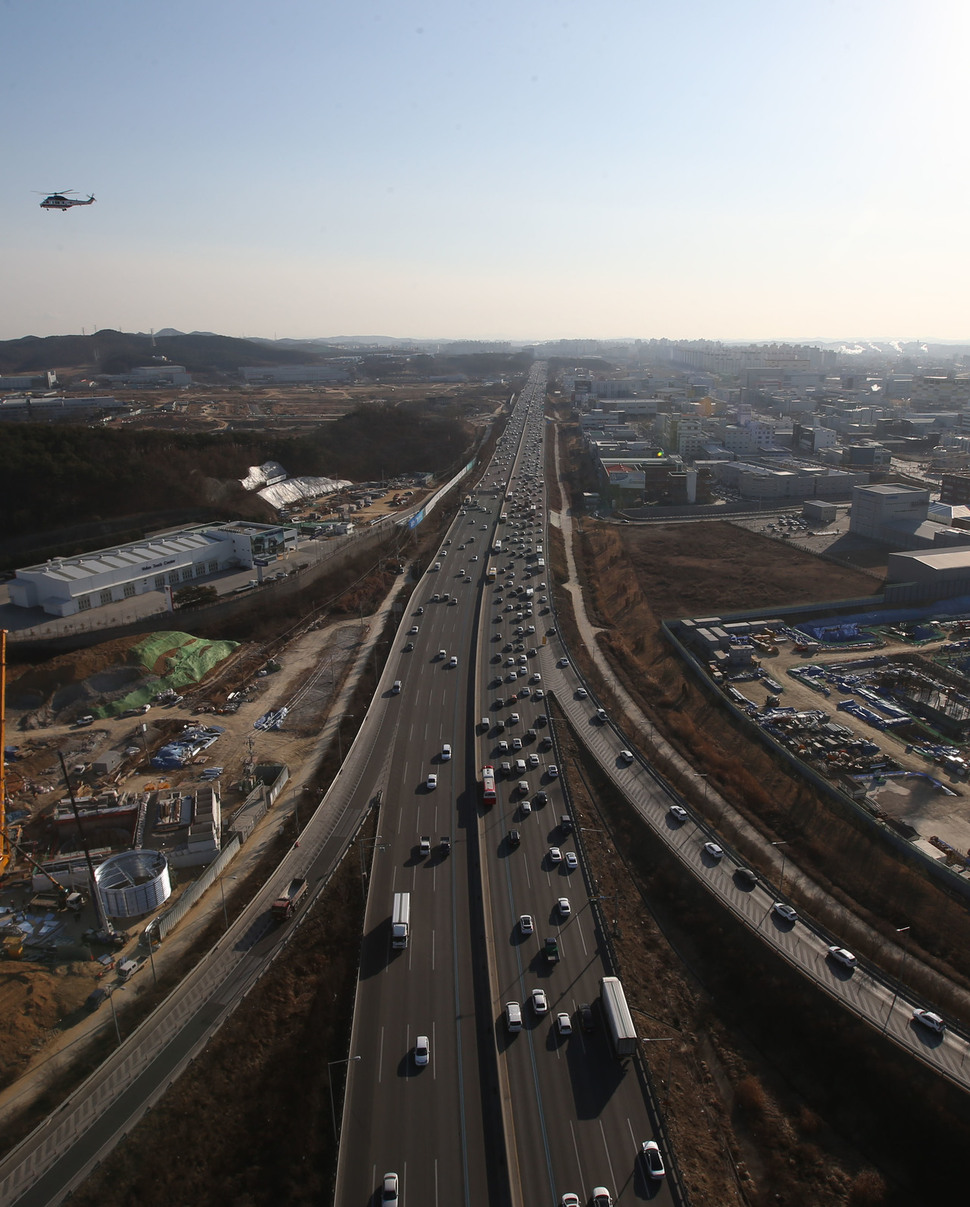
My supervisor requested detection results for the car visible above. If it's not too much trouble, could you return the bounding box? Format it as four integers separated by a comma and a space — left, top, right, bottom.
528, 753, 540, 768
565, 852, 578, 870
560, 1195, 581, 1207
558, 656, 569, 667
772, 901, 797, 923
669, 804, 688, 823
404, 641, 414, 652
548, 846, 563, 864
735, 866, 758, 888
619, 749, 634, 764
536, 713, 548, 726
576, 688, 588, 699
510, 712, 520, 725
409, 625, 419, 634
827, 945, 858, 969
531, 672, 542, 684
512, 737, 523, 751
913, 1008, 945, 1033
85, 987, 110, 1011
448, 655, 458, 667
592, 1189, 613, 1207
414, 1035, 430, 1066
579, 1002, 594, 1032
703, 841, 724, 860
520, 914, 534, 934
557, 896, 571, 916
547, 764, 559, 778
533, 790, 548, 807
531, 987, 548, 1015
596, 708, 608, 722
519, 795, 532, 813
508, 829, 521, 848
432, 593, 440, 601
426, 774, 438, 790
641, 1139, 665, 1179
441, 743, 452, 761
556, 1012, 572, 1036
382, 1172, 399, 1206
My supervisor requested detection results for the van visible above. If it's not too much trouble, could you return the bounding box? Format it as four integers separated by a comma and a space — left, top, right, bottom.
505, 1001, 523, 1032
117, 957, 140, 981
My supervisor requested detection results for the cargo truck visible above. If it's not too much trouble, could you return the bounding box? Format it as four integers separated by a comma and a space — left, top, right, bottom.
600, 975, 637, 1057
391, 892, 411, 948
271, 876, 308, 923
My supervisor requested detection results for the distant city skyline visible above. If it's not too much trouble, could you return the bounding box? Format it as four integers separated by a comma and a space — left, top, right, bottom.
5, 1, 969, 343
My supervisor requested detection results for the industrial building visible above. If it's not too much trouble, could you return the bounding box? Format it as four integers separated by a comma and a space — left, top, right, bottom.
850, 484, 970, 550
9, 521, 299, 617
886, 548, 970, 597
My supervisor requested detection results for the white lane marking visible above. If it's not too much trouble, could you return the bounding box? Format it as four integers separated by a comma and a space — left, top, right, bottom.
378, 1025, 385, 1083
432, 1019, 437, 1081
431, 927, 436, 973
569, 1119, 585, 1193
598, 1117, 619, 1199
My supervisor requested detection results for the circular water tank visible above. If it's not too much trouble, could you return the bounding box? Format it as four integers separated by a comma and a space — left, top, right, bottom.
95, 849, 172, 918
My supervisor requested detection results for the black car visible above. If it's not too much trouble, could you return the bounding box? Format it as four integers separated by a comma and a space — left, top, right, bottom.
579, 1002, 594, 1033
507, 829, 521, 848
404, 642, 415, 652
533, 790, 548, 807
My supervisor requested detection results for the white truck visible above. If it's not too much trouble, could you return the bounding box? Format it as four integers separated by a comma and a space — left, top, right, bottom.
391, 892, 411, 949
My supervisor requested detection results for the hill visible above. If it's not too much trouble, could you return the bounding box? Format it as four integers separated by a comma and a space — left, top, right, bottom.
0, 331, 345, 376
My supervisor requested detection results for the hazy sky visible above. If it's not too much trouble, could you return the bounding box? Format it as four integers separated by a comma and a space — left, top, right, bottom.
4, 0, 968, 343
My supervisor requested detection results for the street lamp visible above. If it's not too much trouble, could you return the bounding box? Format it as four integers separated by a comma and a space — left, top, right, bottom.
219, 875, 237, 932
106, 985, 124, 1046
328, 1055, 361, 1142
771, 841, 789, 894
883, 925, 911, 1033
358, 835, 384, 901
335, 714, 355, 763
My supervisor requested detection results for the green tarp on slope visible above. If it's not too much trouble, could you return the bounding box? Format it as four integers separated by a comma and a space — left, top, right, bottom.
94, 631, 240, 717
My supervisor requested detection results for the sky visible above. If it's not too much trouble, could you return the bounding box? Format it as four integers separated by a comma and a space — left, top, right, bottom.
4, 0, 969, 343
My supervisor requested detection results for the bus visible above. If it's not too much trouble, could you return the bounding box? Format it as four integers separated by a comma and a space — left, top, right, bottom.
481, 765, 497, 806
486, 566, 497, 583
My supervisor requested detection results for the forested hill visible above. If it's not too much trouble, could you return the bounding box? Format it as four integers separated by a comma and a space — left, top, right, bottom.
1, 402, 471, 548
0, 330, 344, 375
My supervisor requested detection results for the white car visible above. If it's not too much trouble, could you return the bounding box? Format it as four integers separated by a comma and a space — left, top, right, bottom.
620, 749, 634, 763
557, 896, 571, 916
548, 846, 563, 864
409, 625, 419, 634
426, 773, 438, 790
441, 743, 452, 761
558, 657, 569, 667
382, 1172, 399, 1205
576, 688, 588, 699
547, 764, 559, 778
703, 841, 724, 860
414, 1035, 430, 1066
772, 902, 797, 923
448, 655, 458, 667
556, 1012, 572, 1036
591, 1190, 613, 1207
913, 1008, 945, 1034
827, 946, 857, 969
641, 1140, 665, 1179
531, 987, 548, 1015
669, 805, 688, 823
565, 852, 578, 871
519, 914, 534, 934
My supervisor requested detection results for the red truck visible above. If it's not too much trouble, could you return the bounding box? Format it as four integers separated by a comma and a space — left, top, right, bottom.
271, 876, 308, 923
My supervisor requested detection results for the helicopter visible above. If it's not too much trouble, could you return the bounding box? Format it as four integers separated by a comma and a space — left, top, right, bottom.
37, 190, 96, 211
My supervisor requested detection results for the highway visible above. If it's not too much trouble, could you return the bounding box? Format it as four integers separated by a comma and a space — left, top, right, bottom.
336, 365, 674, 1207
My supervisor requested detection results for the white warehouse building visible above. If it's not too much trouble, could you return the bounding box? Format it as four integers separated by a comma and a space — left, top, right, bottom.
9, 522, 298, 617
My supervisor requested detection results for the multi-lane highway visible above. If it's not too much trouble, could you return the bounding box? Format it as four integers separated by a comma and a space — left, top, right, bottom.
335, 366, 672, 1206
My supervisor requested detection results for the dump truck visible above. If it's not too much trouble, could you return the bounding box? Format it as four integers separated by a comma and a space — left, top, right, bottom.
271, 876, 308, 923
